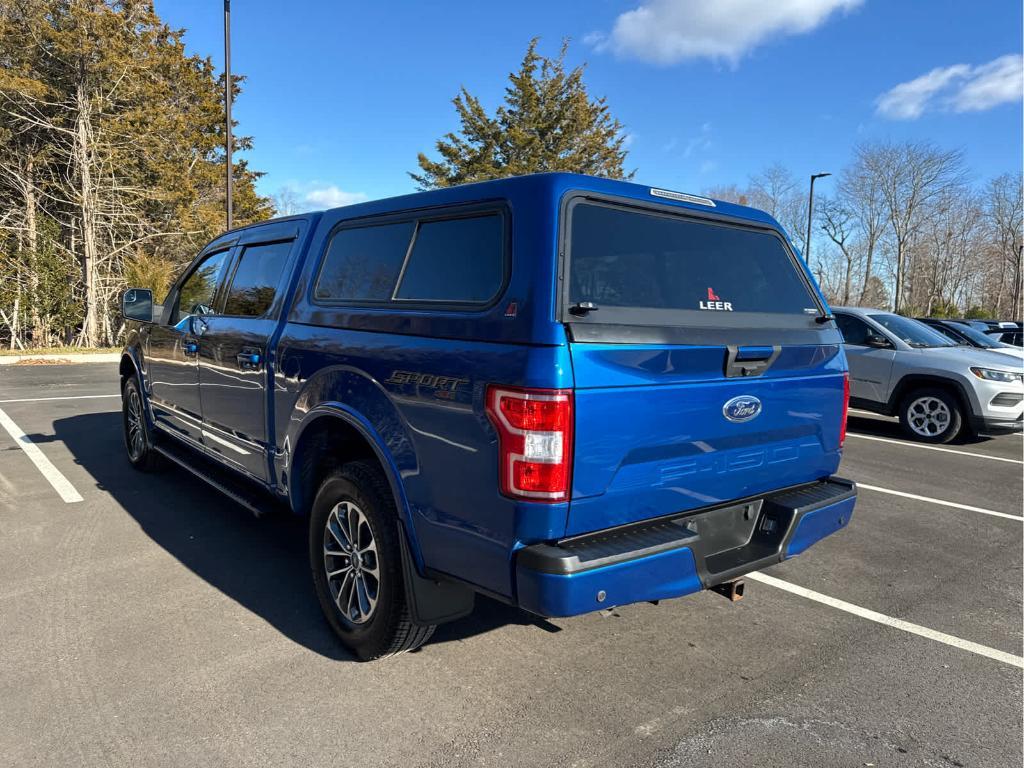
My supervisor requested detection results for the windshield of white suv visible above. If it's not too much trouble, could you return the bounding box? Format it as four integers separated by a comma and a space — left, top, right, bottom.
869, 314, 958, 348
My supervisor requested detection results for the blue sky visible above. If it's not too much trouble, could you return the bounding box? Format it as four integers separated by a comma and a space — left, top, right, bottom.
154, 0, 1023, 210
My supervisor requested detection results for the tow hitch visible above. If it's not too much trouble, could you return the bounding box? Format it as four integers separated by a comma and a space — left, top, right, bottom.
710, 579, 745, 602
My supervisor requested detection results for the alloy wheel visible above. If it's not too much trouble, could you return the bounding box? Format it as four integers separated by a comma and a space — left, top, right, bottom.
907, 396, 951, 438
323, 501, 380, 624
125, 387, 145, 460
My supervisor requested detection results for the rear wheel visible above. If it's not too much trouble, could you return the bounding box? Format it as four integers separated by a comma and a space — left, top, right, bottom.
122, 376, 161, 471
309, 461, 434, 660
898, 387, 963, 444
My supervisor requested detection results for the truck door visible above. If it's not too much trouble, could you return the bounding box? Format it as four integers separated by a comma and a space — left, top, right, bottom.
196, 227, 300, 481
146, 247, 234, 445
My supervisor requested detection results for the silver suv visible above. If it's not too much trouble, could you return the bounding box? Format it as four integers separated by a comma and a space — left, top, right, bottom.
834, 307, 1024, 443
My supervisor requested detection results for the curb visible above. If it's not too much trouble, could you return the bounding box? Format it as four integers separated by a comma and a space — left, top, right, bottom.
0, 352, 121, 366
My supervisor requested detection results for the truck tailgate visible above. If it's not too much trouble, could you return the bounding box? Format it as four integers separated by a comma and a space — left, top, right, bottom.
567, 343, 846, 535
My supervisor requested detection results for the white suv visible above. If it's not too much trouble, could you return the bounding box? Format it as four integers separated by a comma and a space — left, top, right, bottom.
834, 307, 1024, 443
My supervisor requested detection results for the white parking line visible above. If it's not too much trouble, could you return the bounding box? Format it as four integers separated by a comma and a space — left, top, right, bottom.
0, 407, 82, 503
848, 408, 888, 417
857, 483, 1022, 521
747, 571, 1024, 669
846, 432, 1023, 464
0, 394, 119, 404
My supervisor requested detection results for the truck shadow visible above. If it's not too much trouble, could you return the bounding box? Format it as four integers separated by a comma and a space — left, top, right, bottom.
46, 411, 545, 661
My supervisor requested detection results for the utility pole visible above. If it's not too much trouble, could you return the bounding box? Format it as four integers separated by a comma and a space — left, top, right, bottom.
805, 172, 831, 264
224, 0, 233, 231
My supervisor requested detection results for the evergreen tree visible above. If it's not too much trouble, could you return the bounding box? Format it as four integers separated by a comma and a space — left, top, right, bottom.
411, 39, 632, 190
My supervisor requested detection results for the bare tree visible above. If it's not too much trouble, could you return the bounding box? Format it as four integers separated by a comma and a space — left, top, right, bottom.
984, 173, 1023, 317
748, 164, 808, 253
836, 159, 888, 306
854, 141, 967, 313
819, 197, 858, 305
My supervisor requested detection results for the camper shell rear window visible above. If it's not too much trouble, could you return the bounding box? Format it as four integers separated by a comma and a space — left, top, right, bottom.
560, 196, 832, 345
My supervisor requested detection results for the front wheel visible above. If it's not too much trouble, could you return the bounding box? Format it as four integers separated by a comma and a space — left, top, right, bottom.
309, 461, 435, 660
899, 388, 963, 444
122, 376, 162, 471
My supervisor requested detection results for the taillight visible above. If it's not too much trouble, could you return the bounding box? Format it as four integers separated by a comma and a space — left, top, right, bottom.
840, 372, 850, 447
485, 386, 573, 502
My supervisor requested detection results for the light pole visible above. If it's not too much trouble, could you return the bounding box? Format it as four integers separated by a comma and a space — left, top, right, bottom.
805, 172, 831, 264
224, 0, 233, 231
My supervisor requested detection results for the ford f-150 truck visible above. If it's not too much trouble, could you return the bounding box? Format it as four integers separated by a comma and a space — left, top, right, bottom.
119, 173, 856, 660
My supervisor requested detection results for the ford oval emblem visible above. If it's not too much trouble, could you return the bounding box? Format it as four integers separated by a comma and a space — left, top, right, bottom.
723, 395, 762, 423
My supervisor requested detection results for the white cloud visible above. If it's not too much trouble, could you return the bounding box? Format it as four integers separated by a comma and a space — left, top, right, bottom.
303, 185, 368, 210
876, 54, 1023, 119
875, 64, 970, 119
951, 54, 1024, 112
595, 0, 863, 65
273, 181, 369, 215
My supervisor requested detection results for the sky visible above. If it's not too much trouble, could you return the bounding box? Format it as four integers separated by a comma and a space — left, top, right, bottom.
154, 0, 1023, 211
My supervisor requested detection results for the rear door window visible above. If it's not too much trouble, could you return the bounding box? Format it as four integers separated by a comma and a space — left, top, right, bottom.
567, 201, 820, 322
223, 241, 293, 317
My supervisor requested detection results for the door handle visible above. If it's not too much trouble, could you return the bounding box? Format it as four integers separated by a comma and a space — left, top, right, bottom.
236, 351, 262, 370
183, 340, 199, 356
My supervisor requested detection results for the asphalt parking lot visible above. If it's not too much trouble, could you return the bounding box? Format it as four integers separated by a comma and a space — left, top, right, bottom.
1, 363, 1021, 768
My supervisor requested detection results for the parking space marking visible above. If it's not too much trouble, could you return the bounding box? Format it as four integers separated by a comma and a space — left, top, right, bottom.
747, 572, 1024, 669
848, 408, 888, 417
857, 483, 1022, 521
0, 394, 119, 404
846, 432, 1023, 464
0, 407, 82, 503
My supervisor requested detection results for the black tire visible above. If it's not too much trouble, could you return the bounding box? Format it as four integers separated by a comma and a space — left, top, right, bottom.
898, 387, 963, 444
309, 461, 435, 660
121, 376, 162, 471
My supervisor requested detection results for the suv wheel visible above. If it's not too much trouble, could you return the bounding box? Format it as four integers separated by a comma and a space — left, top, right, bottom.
309, 461, 435, 660
899, 388, 963, 444
122, 376, 162, 471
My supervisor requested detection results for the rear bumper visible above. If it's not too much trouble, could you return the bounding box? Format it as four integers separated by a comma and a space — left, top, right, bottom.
515, 477, 856, 617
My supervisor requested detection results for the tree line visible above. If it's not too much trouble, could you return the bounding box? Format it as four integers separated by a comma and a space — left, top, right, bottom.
0, 0, 270, 350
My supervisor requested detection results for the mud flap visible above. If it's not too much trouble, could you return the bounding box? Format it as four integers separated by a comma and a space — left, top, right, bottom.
399, 525, 475, 627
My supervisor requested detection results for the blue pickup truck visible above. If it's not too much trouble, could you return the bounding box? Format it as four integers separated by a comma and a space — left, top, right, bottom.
119, 173, 856, 660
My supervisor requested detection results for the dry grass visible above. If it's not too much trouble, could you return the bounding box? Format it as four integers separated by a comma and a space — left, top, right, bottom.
0, 346, 119, 357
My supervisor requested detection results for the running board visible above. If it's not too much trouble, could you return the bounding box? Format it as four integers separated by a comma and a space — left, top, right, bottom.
153, 436, 283, 518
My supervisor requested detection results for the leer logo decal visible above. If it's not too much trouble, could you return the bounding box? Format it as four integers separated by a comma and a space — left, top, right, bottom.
723, 395, 762, 422
699, 286, 733, 311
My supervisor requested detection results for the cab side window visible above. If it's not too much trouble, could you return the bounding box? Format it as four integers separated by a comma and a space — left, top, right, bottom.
835, 314, 873, 345
222, 241, 293, 317
173, 250, 232, 324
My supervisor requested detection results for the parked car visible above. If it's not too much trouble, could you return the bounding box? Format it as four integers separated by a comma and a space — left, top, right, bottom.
119, 173, 857, 660
916, 317, 1024, 360
834, 307, 1024, 442
986, 328, 1023, 347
